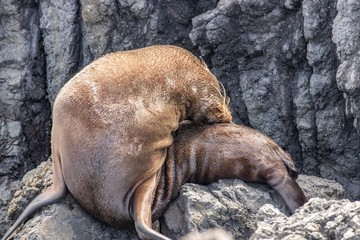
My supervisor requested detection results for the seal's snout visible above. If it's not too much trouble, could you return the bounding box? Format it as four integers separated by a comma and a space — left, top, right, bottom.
205, 105, 232, 124
216, 103, 233, 123
221, 107, 233, 123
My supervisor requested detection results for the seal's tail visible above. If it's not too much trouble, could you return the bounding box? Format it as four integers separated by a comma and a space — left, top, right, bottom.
1, 153, 67, 240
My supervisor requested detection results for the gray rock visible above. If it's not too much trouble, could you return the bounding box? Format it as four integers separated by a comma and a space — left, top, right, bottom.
5, 161, 53, 222
333, 1, 360, 134
332, 2, 360, 200
296, 175, 345, 200
0, 178, 20, 237
161, 176, 344, 239
251, 198, 360, 240
10, 195, 138, 240
181, 228, 233, 240
0, 0, 51, 232
39, 0, 81, 105
3, 160, 346, 240
302, 0, 360, 202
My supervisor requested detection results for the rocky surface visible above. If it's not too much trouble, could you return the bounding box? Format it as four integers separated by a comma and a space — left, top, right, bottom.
333, 0, 360, 135
2, 0, 360, 234
252, 198, 360, 240
0, 1, 51, 234
1, 159, 353, 240
161, 176, 345, 239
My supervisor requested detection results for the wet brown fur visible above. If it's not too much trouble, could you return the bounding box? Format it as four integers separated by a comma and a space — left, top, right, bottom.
52, 46, 231, 237
152, 123, 308, 219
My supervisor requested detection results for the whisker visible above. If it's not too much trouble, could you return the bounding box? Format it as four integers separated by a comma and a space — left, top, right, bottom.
218, 80, 227, 105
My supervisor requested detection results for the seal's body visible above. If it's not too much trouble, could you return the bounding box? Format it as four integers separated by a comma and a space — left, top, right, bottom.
51, 45, 232, 230
152, 123, 307, 220
2, 45, 231, 240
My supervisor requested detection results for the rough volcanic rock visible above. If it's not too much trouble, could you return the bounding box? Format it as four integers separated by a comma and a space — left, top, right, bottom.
2, 0, 360, 234
161, 176, 344, 239
0, 178, 20, 237
181, 228, 233, 240
9, 195, 139, 240
333, 0, 360, 134
5, 161, 53, 222
0, 0, 51, 234
332, 0, 360, 199
251, 198, 360, 240
3, 159, 345, 240
301, 0, 360, 202
39, 0, 81, 105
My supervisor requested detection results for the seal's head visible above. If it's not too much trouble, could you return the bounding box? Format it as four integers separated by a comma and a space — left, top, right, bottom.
175, 55, 232, 124
192, 79, 232, 124
193, 98, 232, 124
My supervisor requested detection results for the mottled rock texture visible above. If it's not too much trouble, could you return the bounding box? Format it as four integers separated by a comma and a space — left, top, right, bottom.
1, 0, 360, 236
252, 198, 360, 240
161, 175, 344, 239
2, 159, 348, 240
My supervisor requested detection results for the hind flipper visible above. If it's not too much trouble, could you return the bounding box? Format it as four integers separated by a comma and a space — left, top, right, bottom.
131, 174, 171, 240
1, 155, 67, 240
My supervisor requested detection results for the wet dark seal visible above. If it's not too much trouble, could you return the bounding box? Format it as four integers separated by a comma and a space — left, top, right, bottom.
2, 45, 232, 240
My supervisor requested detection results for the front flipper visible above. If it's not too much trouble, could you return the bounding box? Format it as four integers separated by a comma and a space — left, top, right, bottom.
131, 174, 171, 240
269, 175, 308, 214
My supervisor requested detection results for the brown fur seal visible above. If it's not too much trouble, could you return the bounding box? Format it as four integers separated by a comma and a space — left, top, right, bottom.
2, 45, 231, 240
2, 122, 307, 240
152, 123, 307, 221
